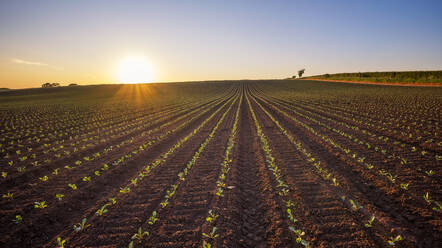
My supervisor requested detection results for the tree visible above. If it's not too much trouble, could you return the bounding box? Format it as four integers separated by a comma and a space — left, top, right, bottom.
298, 69, 305, 78
292, 75, 297, 79
68, 83, 78, 86
42, 82, 60, 88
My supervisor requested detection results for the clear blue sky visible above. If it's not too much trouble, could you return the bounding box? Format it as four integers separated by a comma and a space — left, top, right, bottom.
1, 0, 441, 88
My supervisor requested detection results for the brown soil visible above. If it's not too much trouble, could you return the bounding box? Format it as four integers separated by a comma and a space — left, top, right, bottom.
0, 83, 440, 248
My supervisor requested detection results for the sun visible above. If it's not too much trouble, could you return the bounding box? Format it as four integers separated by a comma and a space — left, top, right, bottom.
117, 57, 154, 84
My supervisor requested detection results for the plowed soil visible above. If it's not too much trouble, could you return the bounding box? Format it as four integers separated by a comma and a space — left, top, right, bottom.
0, 81, 440, 247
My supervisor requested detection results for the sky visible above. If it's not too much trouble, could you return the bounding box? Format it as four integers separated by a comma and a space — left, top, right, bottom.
0, 0, 441, 89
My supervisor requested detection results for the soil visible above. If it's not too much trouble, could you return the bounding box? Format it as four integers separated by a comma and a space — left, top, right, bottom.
0, 82, 440, 248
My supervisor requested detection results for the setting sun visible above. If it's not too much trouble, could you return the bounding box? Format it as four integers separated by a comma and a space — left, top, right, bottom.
117, 57, 154, 84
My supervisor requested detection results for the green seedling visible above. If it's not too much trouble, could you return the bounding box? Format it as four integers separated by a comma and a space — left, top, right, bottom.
108, 197, 117, 205
400, 183, 409, 190
39, 176, 49, 182
287, 208, 297, 223
96, 204, 109, 216
387, 235, 403, 246
160, 199, 169, 208
56, 237, 66, 248
13, 215, 22, 224
202, 227, 219, 240
202, 240, 212, 248
82, 176, 91, 182
1, 172, 7, 178
120, 187, 130, 194
34, 201, 47, 209
425, 170, 435, 176
148, 211, 158, 225
424, 192, 432, 205
432, 201, 441, 212
74, 218, 91, 232
130, 178, 138, 186
286, 200, 295, 208
131, 227, 149, 243
279, 188, 289, 196
350, 199, 362, 211
56, 193, 64, 201
205, 210, 218, 223
364, 216, 375, 228
332, 178, 339, 186
215, 188, 224, 197
289, 226, 309, 247
95, 171, 101, 176
68, 183, 77, 190
2, 192, 13, 199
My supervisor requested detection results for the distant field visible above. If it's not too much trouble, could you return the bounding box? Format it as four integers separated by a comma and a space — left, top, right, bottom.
0, 81, 440, 247
305, 70, 442, 84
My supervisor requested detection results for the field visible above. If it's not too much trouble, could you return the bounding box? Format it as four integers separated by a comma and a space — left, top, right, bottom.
0, 80, 440, 247
305, 70, 442, 85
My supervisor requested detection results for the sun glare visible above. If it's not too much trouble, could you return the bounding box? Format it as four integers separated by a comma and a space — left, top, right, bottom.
117, 57, 154, 84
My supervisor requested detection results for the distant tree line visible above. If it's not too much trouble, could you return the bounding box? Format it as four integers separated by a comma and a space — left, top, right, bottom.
307, 70, 442, 84
42, 83, 78, 88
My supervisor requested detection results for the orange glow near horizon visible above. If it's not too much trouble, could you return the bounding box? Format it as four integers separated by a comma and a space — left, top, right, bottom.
112, 83, 157, 106
116, 57, 155, 84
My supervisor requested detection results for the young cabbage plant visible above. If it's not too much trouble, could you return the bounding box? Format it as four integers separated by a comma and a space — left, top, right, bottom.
74, 218, 91, 232
425, 170, 435, 176
289, 226, 309, 247
287, 208, 297, 223
202, 240, 212, 248
148, 211, 158, 225
424, 192, 432, 205
39, 176, 49, 182
400, 183, 409, 190
349, 199, 362, 211
432, 201, 441, 212
202, 227, 219, 240
68, 183, 77, 190
56, 237, 66, 248
34, 201, 47, 209
12, 215, 22, 224
130, 178, 138, 186
108, 197, 117, 205
2, 192, 13, 199
96, 204, 109, 216
364, 216, 375, 228
387, 235, 403, 246
205, 210, 218, 223
120, 187, 130, 194
56, 193, 64, 201
131, 227, 149, 243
